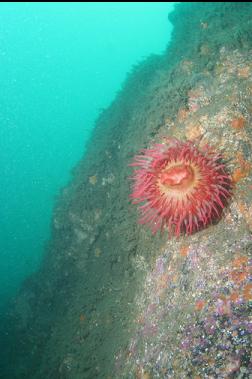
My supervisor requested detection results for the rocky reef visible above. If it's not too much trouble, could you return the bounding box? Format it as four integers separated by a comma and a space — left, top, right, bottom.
1, 3, 252, 378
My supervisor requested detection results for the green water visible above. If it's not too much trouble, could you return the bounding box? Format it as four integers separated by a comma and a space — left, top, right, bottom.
0, 2, 175, 311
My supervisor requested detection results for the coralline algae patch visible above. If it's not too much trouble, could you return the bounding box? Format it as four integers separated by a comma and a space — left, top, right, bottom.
113, 234, 252, 379
178, 256, 252, 378
179, 302, 251, 378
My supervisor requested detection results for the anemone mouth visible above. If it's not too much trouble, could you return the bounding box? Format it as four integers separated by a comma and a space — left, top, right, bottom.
159, 162, 195, 188
157, 160, 201, 202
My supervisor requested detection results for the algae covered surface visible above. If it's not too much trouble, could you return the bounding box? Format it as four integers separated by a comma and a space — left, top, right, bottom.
1, 3, 252, 379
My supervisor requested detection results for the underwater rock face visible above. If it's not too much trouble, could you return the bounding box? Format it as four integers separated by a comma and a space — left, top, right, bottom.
2, 3, 252, 379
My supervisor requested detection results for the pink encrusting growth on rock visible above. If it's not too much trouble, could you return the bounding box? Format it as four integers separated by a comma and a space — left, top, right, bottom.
129, 138, 232, 237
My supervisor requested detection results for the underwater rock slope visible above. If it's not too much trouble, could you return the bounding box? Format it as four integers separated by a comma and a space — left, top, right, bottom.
2, 3, 252, 378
